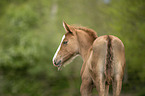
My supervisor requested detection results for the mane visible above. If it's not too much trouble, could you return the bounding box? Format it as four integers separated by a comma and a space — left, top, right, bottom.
70, 25, 98, 40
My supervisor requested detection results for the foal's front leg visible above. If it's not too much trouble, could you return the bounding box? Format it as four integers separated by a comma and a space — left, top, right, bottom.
80, 77, 93, 96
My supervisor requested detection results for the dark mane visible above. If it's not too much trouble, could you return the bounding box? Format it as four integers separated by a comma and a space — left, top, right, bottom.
71, 25, 98, 40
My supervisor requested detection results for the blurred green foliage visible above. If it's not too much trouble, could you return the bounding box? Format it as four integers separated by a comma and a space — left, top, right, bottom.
0, 0, 145, 96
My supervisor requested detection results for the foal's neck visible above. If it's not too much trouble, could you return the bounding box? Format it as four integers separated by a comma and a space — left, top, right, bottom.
76, 31, 95, 61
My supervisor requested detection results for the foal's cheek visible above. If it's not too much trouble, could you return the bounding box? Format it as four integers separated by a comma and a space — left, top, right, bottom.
73, 44, 79, 52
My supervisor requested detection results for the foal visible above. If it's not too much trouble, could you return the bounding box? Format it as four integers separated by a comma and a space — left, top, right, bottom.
53, 22, 126, 96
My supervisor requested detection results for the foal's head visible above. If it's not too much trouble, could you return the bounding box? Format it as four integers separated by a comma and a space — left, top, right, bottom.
53, 22, 79, 70
52, 22, 97, 70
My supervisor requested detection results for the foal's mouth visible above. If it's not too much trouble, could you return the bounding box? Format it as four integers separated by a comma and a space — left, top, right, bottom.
53, 60, 61, 66
53, 60, 62, 71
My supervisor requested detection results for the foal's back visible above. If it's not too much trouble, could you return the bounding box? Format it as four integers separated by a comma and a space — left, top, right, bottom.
90, 35, 125, 96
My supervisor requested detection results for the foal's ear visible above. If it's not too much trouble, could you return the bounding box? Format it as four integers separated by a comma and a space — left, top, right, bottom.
63, 22, 73, 34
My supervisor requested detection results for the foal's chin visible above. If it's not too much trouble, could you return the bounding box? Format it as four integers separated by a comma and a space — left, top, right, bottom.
63, 54, 79, 67
56, 61, 69, 71
57, 58, 73, 71
57, 54, 79, 71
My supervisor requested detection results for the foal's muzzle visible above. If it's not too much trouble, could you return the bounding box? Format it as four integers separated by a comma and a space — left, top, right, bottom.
53, 59, 62, 67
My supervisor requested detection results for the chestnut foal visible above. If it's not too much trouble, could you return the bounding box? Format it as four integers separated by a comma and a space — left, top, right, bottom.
53, 22, 125, 96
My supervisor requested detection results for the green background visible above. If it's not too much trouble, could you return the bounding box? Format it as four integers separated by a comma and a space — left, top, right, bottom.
0, 0, 145, 96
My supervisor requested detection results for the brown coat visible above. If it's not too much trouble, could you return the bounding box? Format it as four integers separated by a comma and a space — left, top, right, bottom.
53, 22, 126, 96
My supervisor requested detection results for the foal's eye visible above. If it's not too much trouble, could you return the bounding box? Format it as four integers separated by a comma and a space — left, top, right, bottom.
63, 41, 68, 44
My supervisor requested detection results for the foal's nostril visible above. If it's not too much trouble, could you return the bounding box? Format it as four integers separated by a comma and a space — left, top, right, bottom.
54, 60, 57, 65
54, 59, 61, 66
